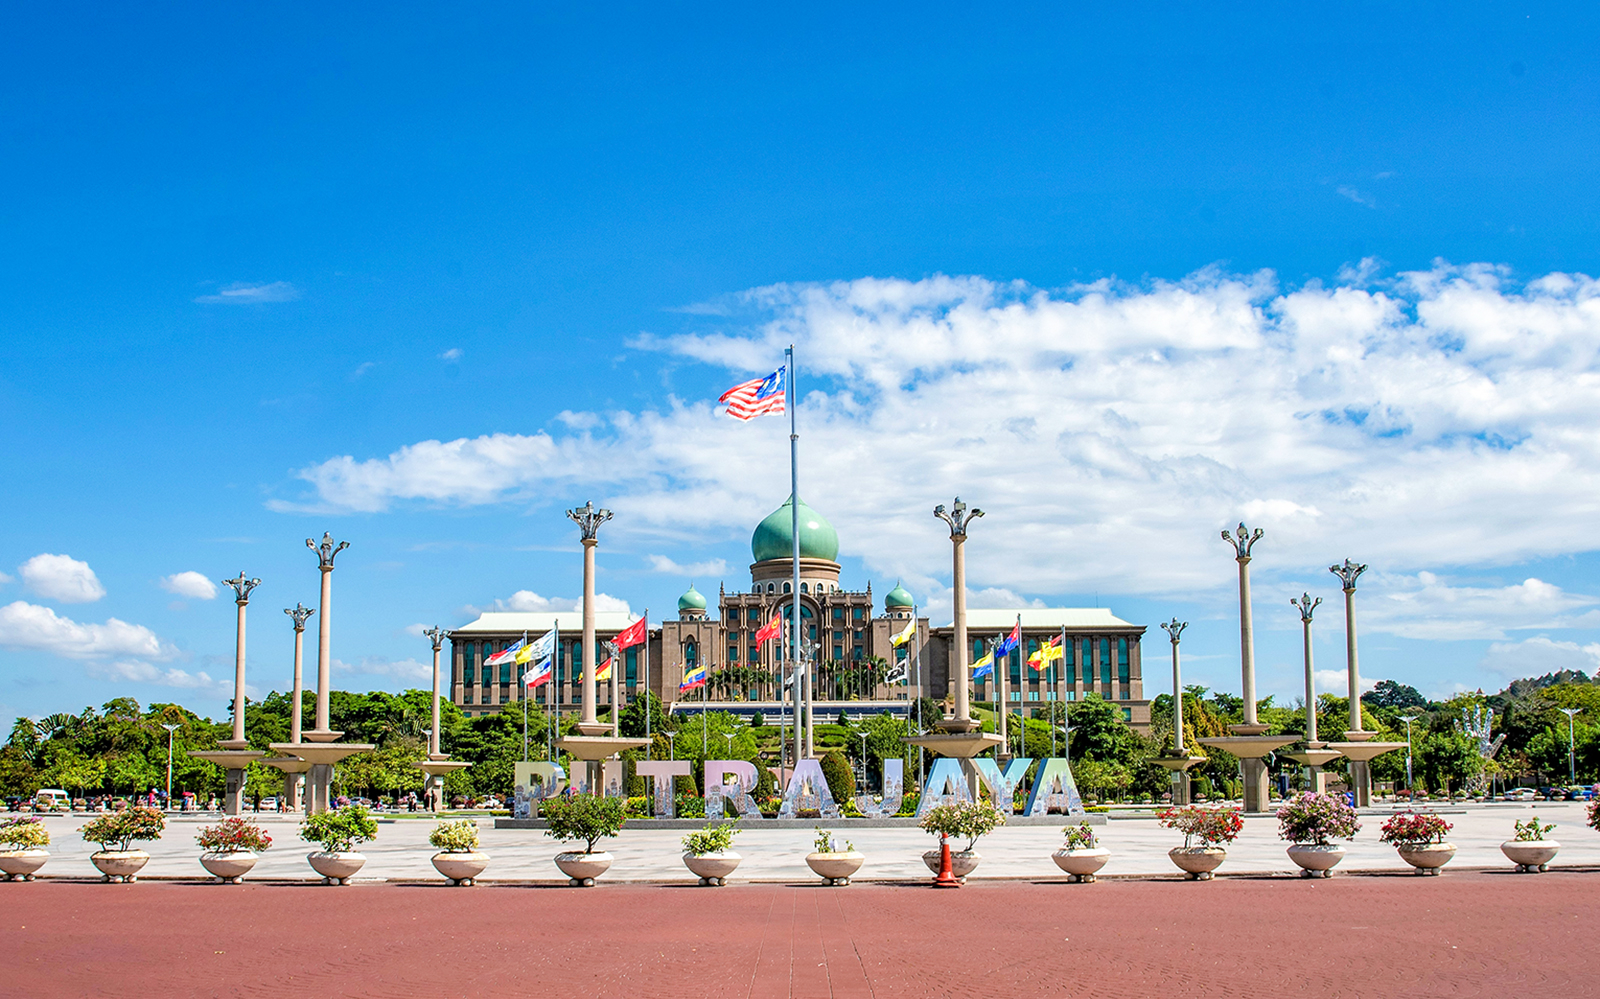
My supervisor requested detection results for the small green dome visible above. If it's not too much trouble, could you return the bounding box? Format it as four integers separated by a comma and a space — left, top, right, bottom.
885, 580, 914, 610
751, 495, 840, 563
677, 584, 707, 612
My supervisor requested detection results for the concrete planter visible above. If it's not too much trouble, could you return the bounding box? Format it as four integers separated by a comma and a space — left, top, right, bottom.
805, 851, 865, 886
90, 850, 150, 883
554, 851, 613, 887
921, 848, 981, 881
1168, 846, 1226, 880
1051, 847, 1110, 883
1396, 842, 1456, 875
1286, 844, 1346, 878
431, 851, 491, 886
0, 849, 50, 881
307, 851, 367, 884
1500, 840, 1559, 873
683, 851, 742, 886
199, 850, 258, 883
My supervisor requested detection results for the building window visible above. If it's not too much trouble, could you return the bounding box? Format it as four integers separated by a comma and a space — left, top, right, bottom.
1100, 638, 1112, 687
729, 646, 738, 663
766, 583, 775, 594
833, 608, 844, 620
783, 582, 791, 594
1063, 639, 1076, 685
626, 647, 638, 686
1118, 638, 1130, 683
749, 608, 760, 622
685, 640, 698, 667
462, 643, 475, 688
853, 607, 864, 620
800, 582, 809, 593
1122, 708, 1133, 721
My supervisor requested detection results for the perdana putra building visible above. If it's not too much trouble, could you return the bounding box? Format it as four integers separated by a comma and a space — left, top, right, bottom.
449, 496, 1151, 732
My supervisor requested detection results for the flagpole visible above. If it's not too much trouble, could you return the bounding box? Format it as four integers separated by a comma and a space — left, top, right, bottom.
786, 343, 805, 761
551, 619, 560, 764
643, 610, 651, 751
913, 603, 923, 791
1057, 624, 1067, 757
521, 630, 529, 763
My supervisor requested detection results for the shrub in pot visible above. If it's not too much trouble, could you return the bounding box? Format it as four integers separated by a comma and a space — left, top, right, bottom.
1158, 805, 1242, 880
0, 817, 51, 881
195, 817, 272, 883
1052, 820, 1110, 882
80, 806, 165, 882
1501, 816, 1558, 873
429, 819, 490, 885
1379, 810, 1455, 875
806, 828, 864, 885
919, 802, 1004, 881
681, 821, 741, 886
1276, 792, 1360, 878
299, 805, 378, 885
543, 794, 625, 886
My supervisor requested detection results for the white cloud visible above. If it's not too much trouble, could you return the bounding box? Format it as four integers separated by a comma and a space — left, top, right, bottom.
440, 348, 463, 361
1336, 185, 1376, 208
0, 571, 12, 584
646, 555, 729, 577
476, 590, 633, 616
0, 601, 172, 659
19, 554, 105, 603
1314, 669, 1379, 694
273, 264, 1600, 635
333, 656, 432, 682
85, 660, 231, 695
160, 571, 218, 600
194, 281, 299, 304
1479, 636, 1600, 678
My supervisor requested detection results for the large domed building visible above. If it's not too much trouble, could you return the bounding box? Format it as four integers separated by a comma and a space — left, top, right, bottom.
447, 494, 1149, 732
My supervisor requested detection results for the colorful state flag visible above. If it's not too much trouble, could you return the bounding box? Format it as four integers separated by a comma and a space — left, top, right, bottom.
718, 365, 786, 422
890, 618, 916, 647
754, 613, 783, 647
485, 636, 526, 667
516, 630, 556, 665
679, 663, 708, 692
995, 621, 1022, 657
971, 651, 994, 679
615, 616, 647, 649
1027, 636, 1063, 672
596, 656, 614, 682
523, 658, 553, 688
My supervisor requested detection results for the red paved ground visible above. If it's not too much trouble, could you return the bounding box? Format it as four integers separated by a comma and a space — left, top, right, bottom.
4, 871, 1595, 998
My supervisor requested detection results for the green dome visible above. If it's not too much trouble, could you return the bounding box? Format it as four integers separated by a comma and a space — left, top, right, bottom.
885, 580, 914, 610
751, 495, 840, 563
677, 584, 707, 612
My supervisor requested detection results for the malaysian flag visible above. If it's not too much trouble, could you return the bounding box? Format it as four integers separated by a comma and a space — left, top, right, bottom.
718, 366, 786, 421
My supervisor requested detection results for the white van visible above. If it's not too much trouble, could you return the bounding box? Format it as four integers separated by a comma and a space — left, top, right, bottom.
33, 789, 70, 812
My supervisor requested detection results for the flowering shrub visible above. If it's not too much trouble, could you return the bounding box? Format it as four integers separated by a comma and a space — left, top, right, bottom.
1061, 821, 1098, 851
428, 820, 481, 853
919, 802, 1006, 851
1158, 805, 1243, 848
80, 806, 165, 852
1588, 800, 1600, 832
1513, 816, 1556, 842
1276, 792, 1361, 846
1379, 810, 1452, 847
300, 806, 378, 854
196, 818, 272, 853
812, 828, 854, 853
0, 817, 50, 849
542, 795, 624, 854
682, 821, 739, 855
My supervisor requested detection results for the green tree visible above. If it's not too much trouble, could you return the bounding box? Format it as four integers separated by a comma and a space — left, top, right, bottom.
820, 751, 855, 803
1417, 731, 1482, 793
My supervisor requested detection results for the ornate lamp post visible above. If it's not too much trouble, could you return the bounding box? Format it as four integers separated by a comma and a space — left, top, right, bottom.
1154, 619, 1203, 804
1197, 524, 1295, 813
263, 603, 316, 810
415, 625, 469, 810
1399, 715, 1417, 793
907, 498, 1002, 767
305, 533, 349, 741
161, 723, 180, 808
556, 502, 648, 789
1561, 707, 1580, 784
1323, 557, 1402, 806
1282, 594, 1343, 792
190, 572, 267, 815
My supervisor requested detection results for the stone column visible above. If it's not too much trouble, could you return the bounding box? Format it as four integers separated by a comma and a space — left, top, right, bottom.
1159, 619, 1193, 804
935, 498, 983, 732
1330, 558, 1373, 804
220, 572, 258, 750
424, 626, 448, 810
567, 502, 614, 741
1222, 524, 1264, 729
283, 603, 314, 809
305, 533, 349, 741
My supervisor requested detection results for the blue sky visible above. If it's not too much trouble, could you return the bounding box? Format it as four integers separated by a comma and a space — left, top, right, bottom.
4, 4, 1600, 728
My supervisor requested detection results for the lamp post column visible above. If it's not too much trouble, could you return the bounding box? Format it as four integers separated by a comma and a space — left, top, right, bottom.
305, 533, 349, 741
425, 626, 448, 810
1159, 619, 1191, 803
1329, 557, 1372, 803
934, 498, 983, 731
568, 501, 614, 737
1289, 593, 1327, 792
283, 603, 314, 809
1222, 525, 1264, 729
220, 572, 260, 750
1561, 708, 1579, 785
162, 723, 179, 808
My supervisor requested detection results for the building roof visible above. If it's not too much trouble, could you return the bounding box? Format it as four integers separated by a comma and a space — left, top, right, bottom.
452, 611, 639, 635
678, 584, 707, 612
946, 608, 1136, 630
884, 580, 914, 609
751, 495, 840, 563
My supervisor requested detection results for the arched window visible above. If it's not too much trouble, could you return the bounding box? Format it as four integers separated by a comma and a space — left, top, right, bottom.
684, 640, 698, 668
766, 582, 775, 594
800, 582, 809, 594
783, 582, 792, 594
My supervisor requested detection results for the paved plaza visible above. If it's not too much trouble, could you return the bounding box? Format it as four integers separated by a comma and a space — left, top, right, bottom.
17, 800, 1599, 882
5, 870, 1594, 998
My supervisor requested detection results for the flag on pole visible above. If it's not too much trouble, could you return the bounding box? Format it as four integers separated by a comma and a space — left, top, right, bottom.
995, 621, 1022, 657
718, 366, 787, 421
515, 630, 556, 665
596, 656, 614, 682
615, 616, 647, 649
885, 662, 907, 684
971, 651, 994, 679
754, 613, 783, 647
485, 637, 526, 667
679, 663, 708, 692
890, 617, 916, 647
523, 657, 553, 688
1027, 636, 1062, 672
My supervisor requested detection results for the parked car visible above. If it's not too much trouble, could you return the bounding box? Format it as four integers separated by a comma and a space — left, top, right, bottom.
32, 789, 70, 812
1503, 787, 1539, 801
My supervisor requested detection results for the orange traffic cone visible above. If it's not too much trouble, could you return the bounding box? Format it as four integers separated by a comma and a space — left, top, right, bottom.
932, 833, 961, 888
